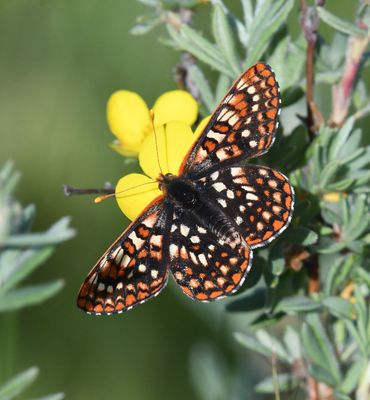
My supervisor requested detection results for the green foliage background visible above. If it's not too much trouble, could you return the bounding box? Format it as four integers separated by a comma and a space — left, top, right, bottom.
0, 0, 369, 399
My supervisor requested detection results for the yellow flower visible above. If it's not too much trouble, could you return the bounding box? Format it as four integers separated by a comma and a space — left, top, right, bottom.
107, 90, 198, 157
115, 117, 210, 220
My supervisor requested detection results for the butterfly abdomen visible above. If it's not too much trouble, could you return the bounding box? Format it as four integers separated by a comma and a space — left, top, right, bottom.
165, 176, 241, 249
192, 196, 241, 249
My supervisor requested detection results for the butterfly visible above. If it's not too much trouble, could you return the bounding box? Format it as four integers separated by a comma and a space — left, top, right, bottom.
77, 63, 294, 315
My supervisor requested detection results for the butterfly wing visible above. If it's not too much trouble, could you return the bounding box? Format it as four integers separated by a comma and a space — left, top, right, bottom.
180, 63, 280, 178
169, 209, 252, 301
200, 165, 294, 249
77, 197, 173, 315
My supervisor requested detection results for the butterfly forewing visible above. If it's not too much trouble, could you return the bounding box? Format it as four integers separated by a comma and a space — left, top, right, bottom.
77, 197, 172, 315
181, 63, 280, 178
200, 165, 294, 248
169, 210, 252, 301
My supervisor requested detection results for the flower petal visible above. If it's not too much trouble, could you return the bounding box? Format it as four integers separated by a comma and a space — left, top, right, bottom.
115, 173, 161, 220
153, 90, 198, 127
107, 91, 151, 153
139, 122, 195, 179
110, 141, 140, 157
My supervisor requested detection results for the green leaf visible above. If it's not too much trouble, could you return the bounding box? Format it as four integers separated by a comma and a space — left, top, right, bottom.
246, 0, 294, 66
308, 364, 338, 387
215, 74, 230, 104
302, 314, 342, 384
276, 296, 321, 313
0, 247, 54, 295
189, 65, 215, 113
33, 394, 65, 400
0, 367, 39, 400
319, 161, 342, 189
255, 373, 299, 393
344, 320, 367, 357
317, 7, 367, 37
323, 256, 343, 296
328, 117, 355, 160
250, 312, 285, 329
167, 25, 232, 77
212, 5, 241, 76
1, 217, 75, 247
333, 392, 351, 400
323, 297, 353, 319
269, 243, 285, 276
283, 227, 318, 246
0, 280, 64, 311
233, 332, 271, 358
255, 329, 292, 362
326, 178, 354, 192
340, 358, 366, 394
283, 326, 301, 360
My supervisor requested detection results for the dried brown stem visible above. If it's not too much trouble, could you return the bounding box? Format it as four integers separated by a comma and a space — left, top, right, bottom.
300, 0, 325, 142
63, 184, 114, 197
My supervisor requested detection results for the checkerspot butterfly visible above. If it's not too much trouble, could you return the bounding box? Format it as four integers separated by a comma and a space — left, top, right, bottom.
77, 63, 294, 315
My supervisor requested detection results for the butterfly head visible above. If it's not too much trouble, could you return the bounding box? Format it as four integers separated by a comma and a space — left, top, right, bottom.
158, 173, 199, 209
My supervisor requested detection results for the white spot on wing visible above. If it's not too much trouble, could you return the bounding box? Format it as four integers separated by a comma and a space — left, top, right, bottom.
138, 264, 146, 273
197, 226, 207, 234
226, 190, 234, 199
198, 254, 208, 266
213, 182, 227, 192
246, 193, 258, 201
180, 224, 190, 237
218, 199, 227, 208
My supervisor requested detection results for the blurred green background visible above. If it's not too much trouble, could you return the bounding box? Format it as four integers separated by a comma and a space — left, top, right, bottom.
0, 1, 363, 399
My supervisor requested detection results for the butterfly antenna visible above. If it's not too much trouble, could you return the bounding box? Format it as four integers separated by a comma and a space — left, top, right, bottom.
149, 109, 164, 175
94, 180, 157, 203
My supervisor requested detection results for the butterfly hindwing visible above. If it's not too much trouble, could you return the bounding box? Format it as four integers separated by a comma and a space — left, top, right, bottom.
181, 63, 280, 177
168, 209, 252, 301
200, 165, 294, 248
77, 198, 172, 315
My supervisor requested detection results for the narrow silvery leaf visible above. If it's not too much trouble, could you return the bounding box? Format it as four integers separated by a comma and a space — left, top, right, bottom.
215, 74, 230, 103
323, 297, 353, 319
241, 0, 254, 30
319, 160, 342, 189
308, 364, 338, 387
317, 7, 367, 37
0, 247, 54, 295
276, 296, 321, 313
283, 227, 318, 246
246, 0, 294, 66
283, 326, 301, 360
326, 178, 354, 191
212, 5, 242, 76
0, 367, 39, 400
323, 256, 343, 296
0, 280, 64, 311
233, 332, 271, 357
189, 65, 215, 113
255, 373, 299, 393
303, 314, 342, 383
339, 359, 366, 394
33, 394, 65, 400
255, 329, 292, 363
328, 117, 355, 160
168, 25, 232, 77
